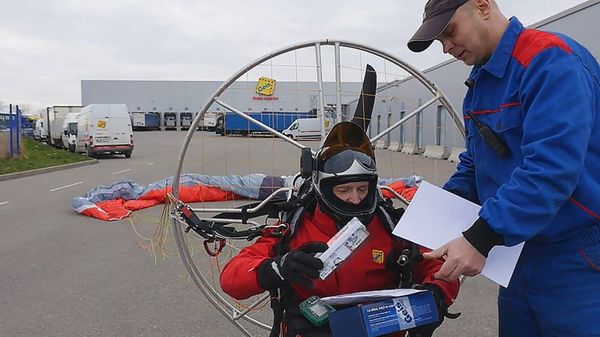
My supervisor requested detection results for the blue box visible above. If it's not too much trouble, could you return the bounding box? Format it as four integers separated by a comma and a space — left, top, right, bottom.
328, 291, 439, 337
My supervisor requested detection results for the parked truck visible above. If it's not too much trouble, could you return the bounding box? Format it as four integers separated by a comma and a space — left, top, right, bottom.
215, 114, 225, 135
202, 112, 221, 131
46, 105, 82, 147
61, 112, 79, 151
221, 111, 310, 136
164, 112, 177, 130
0, 113, 35, 137
180, 112, 193, 130
34, 119, 47, 141
131, 112, 160, 131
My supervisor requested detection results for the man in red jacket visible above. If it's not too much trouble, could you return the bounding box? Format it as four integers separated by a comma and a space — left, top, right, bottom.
221, 122, 459, 337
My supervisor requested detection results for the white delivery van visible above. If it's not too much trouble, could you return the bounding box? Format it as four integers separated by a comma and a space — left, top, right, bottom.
34, 119, 47, 141
61, 112, 79, 151
76, 104, 133, 158
282, 118, 333, 139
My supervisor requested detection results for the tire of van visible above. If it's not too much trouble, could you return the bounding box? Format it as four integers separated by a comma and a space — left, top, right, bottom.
124, 152, 132, 158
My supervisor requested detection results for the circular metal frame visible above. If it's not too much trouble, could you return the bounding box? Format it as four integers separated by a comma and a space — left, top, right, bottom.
170, 39, 465, 336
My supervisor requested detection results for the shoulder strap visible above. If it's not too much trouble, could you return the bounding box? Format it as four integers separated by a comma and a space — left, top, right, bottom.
284, 179, 316, 235
376, 196, 423, 288
375, 196, 405, 233
274, 179, 316, 256
268, 179, 318, 333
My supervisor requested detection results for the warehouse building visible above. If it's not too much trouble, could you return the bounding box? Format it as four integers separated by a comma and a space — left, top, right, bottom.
81, 0, 599, 159
81, 80, 364, 130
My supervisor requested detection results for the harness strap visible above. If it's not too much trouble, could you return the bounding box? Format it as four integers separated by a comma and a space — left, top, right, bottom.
269, 289, 284, 337
269, 193, 417, 336
375, 201, 422, 288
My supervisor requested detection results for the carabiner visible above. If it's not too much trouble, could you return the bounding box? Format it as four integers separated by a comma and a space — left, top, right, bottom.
203, 238, 226, 257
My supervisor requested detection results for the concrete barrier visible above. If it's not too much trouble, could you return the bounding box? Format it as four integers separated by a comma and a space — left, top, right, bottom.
388, 142, 401, 152
401, 143, 416, 155
423, 145, 450, 160
374, 140, 387, 149
448, 147, 466, 163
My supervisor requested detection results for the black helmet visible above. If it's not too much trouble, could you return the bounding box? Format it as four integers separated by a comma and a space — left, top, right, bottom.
312, 122, 379, 224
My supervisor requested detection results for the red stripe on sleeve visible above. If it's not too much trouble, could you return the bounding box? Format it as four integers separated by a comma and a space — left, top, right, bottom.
512, 30, 572, 67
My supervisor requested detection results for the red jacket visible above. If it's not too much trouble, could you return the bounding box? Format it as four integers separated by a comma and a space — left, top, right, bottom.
221, 205, 459, 307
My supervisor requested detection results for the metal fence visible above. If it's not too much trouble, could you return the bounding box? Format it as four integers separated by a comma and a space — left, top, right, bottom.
0, 105, 23, 159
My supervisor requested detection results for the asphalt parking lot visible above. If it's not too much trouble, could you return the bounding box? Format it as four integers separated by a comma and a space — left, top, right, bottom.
0, 130, 499, 337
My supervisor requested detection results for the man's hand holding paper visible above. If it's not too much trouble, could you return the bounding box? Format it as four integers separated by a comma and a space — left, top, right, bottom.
392, 181, 523, 287
423, 236, 486, 281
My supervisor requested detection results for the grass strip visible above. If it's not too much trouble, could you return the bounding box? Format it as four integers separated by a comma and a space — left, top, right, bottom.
0, 138, 90, 174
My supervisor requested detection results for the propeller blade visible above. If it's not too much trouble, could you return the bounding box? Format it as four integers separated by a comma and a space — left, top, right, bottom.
351, 64, 377, 131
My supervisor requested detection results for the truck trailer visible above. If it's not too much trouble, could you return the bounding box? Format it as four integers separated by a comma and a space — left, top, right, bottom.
131, 112, 160, 131
222, 111, 310, 136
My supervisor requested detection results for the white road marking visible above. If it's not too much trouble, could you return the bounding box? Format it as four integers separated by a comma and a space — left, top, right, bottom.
0, 201, 9, 206
147, 162, 155, 166
49, 182, 83, 192
112, 169, 131, 175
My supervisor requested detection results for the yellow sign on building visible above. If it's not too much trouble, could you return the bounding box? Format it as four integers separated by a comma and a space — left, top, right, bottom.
255, 77, 276, 96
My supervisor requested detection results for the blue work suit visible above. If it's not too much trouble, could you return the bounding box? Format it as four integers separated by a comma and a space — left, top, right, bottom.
444, 18, 600, 336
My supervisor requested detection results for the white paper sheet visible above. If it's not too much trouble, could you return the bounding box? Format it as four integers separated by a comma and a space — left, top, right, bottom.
392, 181, 523, 288
320, 288, 424, 306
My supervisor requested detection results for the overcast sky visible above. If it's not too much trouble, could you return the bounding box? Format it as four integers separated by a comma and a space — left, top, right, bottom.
0, 0, 587, 113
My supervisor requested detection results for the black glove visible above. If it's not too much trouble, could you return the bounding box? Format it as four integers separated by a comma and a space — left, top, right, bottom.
407, 284, 448, 337
258, 241, 328, 290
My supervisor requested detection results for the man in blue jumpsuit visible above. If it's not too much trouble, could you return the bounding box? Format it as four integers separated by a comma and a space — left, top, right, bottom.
407, 0, 600, 336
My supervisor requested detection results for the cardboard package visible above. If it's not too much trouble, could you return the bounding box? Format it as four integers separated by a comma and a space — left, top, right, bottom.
328, 291, 439, 337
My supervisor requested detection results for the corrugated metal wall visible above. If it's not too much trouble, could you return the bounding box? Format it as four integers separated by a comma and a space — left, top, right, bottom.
82, 80, 363, 115
348, 0, 600, 149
